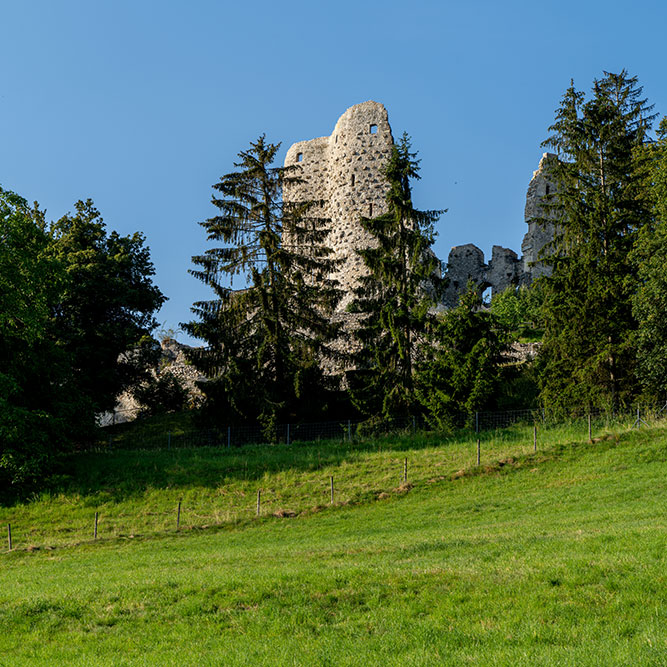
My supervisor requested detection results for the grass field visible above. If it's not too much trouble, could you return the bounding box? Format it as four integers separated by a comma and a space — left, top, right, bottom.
0, 416, 665, 665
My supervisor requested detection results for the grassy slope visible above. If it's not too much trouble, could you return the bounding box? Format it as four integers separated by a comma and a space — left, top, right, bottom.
0, 421, 665, 665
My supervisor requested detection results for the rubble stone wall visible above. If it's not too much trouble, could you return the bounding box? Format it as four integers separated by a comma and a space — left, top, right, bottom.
284, 101, 394, 309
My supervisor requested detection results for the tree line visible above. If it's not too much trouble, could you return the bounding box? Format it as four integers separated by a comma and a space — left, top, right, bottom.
184, 70, 667, 433
3, 69, 666, 494
0, 195, 164, 495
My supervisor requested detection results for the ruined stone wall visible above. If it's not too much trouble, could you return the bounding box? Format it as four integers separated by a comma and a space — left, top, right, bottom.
443, 153, 558, 306
283, 103, 559, 312
284, 101, 394, 309
521, 152, 558, 279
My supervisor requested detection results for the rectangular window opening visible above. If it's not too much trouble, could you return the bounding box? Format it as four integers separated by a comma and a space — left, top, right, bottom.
296, 152, 303, 162
370, 124, 378, 134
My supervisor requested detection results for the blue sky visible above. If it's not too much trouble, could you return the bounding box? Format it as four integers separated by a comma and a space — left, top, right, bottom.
2, 0, 665, 343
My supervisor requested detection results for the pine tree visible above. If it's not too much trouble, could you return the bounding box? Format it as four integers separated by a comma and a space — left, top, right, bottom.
184, 136, 342, 435
348, 133, 444, 420
538, 71, 655, 411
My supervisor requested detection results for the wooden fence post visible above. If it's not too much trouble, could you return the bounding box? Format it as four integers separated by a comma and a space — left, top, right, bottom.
403, 458, 408, 484
227, 426, 231, 448
256, 489, 261, 516
176, 500, 181, 530
7, 524, 12, 551
533, 424, 537, 453
477, 439, 481, 466
588, 414, 592, 443
330, 476, 334, 504
94, 512, 98, 539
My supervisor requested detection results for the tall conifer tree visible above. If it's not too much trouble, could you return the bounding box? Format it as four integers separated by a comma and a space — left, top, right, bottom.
184, 136, 342, 434
632, 117, 667, 396
349, 134, 444, 420
538, 71, 655, 410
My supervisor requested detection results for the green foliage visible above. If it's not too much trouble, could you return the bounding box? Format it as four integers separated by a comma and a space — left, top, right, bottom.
132, 371, 190, 417
349, 134, 444, 420
490, 283, 544, 339
50, 200, 165, 417
537, 71, 655, 411
416, 286, 507, 427
632, 117, 667, 396
0, 188, 68, 493
0, 186, 164, 496
184, 136, 343, 434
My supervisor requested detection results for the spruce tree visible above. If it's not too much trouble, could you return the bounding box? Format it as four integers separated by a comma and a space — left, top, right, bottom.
538, 71, 655, 411
184, 136, 342, 434
416, 286, 506, 429
348, 133, 444, 420
632, 117, 667, 397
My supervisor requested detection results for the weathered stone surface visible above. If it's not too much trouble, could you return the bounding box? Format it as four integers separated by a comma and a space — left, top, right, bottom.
521, 152, 558, 279
284, 101, 395, 310
97, 339, 205, 426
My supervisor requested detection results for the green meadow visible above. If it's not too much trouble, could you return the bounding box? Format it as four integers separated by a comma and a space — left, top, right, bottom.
0, 416, 665, 665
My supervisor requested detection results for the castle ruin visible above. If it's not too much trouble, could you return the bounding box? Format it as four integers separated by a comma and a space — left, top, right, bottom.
284, 101, 557, 308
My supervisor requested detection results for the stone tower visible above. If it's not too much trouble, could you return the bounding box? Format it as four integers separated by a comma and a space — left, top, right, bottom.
284, 101, 394, 309
521, 152, 558, 279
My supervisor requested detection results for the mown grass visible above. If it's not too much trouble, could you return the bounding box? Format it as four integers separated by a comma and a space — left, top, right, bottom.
0, 416, 665, 665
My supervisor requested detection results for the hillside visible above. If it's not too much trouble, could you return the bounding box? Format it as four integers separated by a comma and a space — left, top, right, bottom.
0, 419, 665, 665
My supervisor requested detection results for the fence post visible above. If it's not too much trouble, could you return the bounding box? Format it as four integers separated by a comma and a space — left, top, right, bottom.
347, 420, 351, 442
176, 500, 181, 530
533, 424, 537, 453
588, 414, 592, 443
403, 458, 408, 484
477, 439, 481, 466
330, 476, 334, 504
256, 489, 261, 516
227, 426, 231, 449
286, 424, 290, 446
94, 511, 98, 539
475, 412, 479, 433
7, 524, 12, 551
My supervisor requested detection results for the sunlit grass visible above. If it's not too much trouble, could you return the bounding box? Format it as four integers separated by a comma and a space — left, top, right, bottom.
0, 414, 665, 665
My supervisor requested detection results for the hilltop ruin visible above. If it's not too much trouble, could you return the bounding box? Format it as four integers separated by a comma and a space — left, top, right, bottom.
284, 101, 557, 307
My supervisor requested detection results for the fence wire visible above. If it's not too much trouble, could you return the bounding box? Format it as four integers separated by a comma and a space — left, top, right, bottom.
92, 403, 664, 453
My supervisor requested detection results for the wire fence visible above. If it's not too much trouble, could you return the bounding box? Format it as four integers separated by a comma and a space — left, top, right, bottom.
92, 403, 667, 453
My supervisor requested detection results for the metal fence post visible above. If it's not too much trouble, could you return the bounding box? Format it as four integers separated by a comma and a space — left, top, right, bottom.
227, 426, 231, 448
286, 423, 290, 445
475, 412, 479, 433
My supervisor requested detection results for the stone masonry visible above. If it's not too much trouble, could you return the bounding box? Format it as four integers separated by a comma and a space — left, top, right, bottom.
284, 102, 558, 310
284, 101, 395, 310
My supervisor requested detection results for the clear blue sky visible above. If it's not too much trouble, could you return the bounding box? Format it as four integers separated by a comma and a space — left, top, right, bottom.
2, 0, 665, 344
